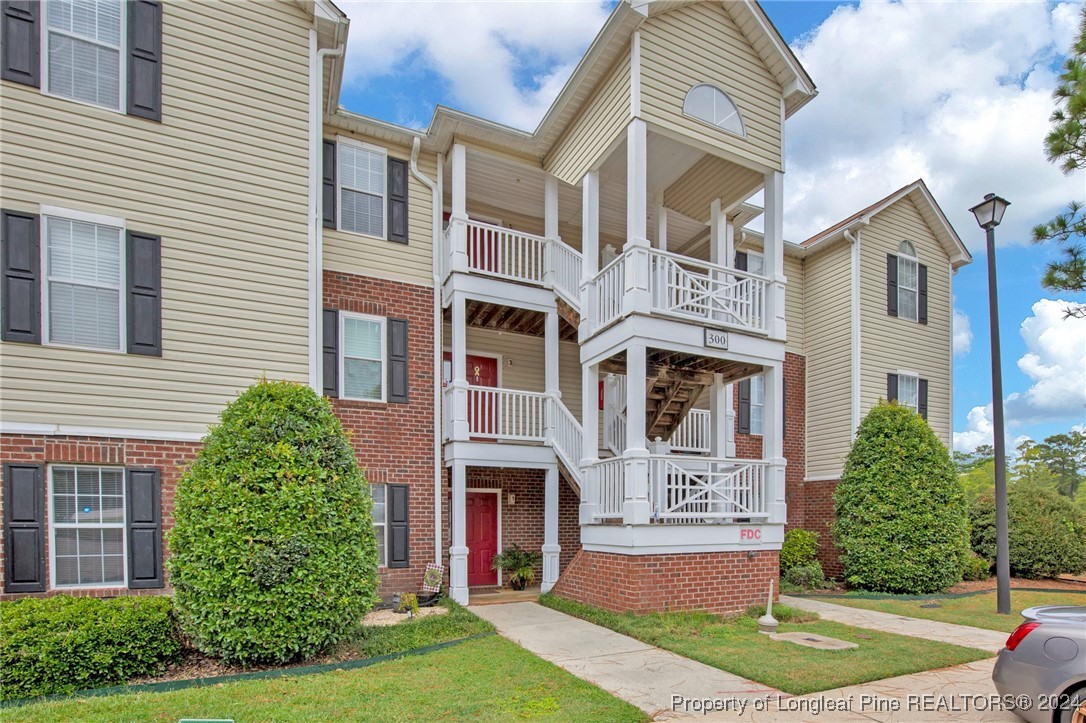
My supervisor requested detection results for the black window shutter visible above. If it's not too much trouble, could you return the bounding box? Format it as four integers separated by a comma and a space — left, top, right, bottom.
126, 468, 163, 589
387, 158, 408, 244
126, 0, 162, 121
735, 251, 748, 272
387, 483, 410, 568
1, 0, 40, 88
322, 140, 336, 229
323, 308, 338, 397
737, 379, 751, 434
387, 318, 408, 404
886, 254, 898, 317
1, 209, 40, 344
3, 463, 45, 593
887, 373, 898, 402
918, 263, 928, 325
126, 231, 162, 356
918, 378, 929, 420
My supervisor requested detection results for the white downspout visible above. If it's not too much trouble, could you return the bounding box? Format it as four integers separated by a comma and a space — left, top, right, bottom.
309, 31, 345, 391
844, 222, 868, 436
408, 136, 443, 567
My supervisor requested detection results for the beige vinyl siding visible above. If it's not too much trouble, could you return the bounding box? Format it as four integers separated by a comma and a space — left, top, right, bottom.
0, 0, 313, 434
639, 3, 783, 173
323, 131, 437, 287
663, 155, 763, 225
784, 254, 805, 355
804, 241, 853, 478
546, 46, 631, 185
858, 198, 953, 447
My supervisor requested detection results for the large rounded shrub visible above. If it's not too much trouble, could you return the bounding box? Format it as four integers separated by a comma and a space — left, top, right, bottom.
970, 483, 1086, 578
833, 401, 970, 593
168, 380, 378, 664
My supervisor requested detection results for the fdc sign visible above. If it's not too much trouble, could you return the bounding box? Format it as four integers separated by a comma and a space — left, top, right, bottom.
739, 528, 761, 543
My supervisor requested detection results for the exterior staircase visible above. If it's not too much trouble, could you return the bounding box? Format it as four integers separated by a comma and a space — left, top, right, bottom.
646, 376, 708, 442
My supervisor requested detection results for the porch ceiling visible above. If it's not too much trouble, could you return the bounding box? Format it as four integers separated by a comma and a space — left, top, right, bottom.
445, 300, 578, 341
598, 348, 763, 385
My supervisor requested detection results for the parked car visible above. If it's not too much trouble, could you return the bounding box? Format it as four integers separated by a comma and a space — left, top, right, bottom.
992, 606, 1086, 723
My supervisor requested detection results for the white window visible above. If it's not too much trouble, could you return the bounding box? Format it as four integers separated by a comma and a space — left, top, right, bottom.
43, 210, 124, 351
338, 140, 386, 237
371, 484, 387, 566
897, 241, 919, 322
897, 373, 919, 413
340, 312, 386, 401
44, 0, 124, 111
750, 375, 765, 436
746, 251, 765, 275
682, 84, 745, 136
50, 465, 126, 587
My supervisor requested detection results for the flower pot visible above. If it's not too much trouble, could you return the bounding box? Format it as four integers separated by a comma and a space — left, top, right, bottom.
510, 578, 527, 591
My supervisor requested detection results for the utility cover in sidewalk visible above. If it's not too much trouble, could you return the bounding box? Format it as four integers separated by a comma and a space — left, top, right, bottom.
769, 632, 858, 650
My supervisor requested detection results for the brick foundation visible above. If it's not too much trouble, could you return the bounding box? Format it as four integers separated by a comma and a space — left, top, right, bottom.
802, 478, 843, 577
551, 548, 779, 615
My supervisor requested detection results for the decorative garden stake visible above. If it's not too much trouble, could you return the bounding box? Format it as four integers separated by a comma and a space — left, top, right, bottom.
758, 579, 779, 633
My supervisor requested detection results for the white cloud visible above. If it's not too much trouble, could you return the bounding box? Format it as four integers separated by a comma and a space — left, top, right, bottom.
336, 1, 611, 131
785, 1, 1082, 249
954, 404, 994, 452
952, 307, 973, 356
1004, 298, 1086, 424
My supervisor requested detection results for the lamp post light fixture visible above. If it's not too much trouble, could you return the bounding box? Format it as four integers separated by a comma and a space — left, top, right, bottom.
969, 192, 1011, 615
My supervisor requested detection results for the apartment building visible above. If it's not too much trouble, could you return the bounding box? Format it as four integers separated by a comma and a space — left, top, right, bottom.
0, 0, 968, 611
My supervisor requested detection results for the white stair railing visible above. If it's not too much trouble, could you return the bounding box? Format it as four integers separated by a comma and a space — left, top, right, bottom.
549, 395, 583, 488
669, 410, 711, 453
547, 239, 582, 311
590, 457, 625, 520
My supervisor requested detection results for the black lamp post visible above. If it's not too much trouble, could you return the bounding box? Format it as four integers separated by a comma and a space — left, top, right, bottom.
968, 192, 1011, 615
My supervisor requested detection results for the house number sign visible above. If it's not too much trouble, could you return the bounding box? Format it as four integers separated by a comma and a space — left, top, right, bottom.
704, 329, 729, 350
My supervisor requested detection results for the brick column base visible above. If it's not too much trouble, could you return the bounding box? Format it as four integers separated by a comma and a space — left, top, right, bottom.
550, 548, 779, 615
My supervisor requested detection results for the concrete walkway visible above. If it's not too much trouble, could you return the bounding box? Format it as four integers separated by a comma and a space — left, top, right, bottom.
781, 595, 1010, 654
469, 602, 776, 718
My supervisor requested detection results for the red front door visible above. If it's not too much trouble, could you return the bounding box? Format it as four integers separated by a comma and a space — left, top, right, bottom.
443, 352, 499, 437
466, 492, 499, 586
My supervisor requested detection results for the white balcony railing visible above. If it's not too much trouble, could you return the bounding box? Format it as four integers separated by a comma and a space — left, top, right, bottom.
669, 410, 711, 453
592, 457, 625, 520
594, 254, 625, 329
453, 385, 549, 442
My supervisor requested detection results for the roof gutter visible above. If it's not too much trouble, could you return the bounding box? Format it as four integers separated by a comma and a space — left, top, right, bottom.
408, 136, 444, 568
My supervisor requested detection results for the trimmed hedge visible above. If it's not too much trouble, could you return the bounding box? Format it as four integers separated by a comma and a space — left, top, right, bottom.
780, 529, 820, 573
833, 401, 970, 593
168, 380, 379, 665
0, 595, 180, 701
783, 563, 826, 591
970, 483, 1086, 578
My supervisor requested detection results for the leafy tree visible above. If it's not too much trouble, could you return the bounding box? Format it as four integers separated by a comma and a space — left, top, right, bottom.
960, 459, 996, 502
168, 379, 378, 664
1034, 7, 1086, 316
833, 402, 971, 593
953, 445, 994, 475
1035, 430, 1086, 499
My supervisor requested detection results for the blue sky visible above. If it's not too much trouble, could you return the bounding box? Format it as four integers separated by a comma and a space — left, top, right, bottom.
335, 0, 1085, 450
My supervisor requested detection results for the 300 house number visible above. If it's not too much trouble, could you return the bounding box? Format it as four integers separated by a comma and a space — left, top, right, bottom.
705, 329, 729, 349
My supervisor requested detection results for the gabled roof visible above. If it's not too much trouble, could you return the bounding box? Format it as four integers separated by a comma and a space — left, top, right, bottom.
801, 179, 972, 268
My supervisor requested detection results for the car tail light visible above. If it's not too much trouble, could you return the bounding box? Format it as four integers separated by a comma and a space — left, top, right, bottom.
1005, 622, 1041, 651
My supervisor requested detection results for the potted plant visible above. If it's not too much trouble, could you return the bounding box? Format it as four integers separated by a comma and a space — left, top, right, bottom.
491, 544, 542, 591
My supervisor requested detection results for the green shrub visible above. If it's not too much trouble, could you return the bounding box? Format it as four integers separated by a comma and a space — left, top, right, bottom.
970, 483, 1086, 578
0, 595, 180, 701
780, 529, 820, 573
783, 563, 826, 591
168, 379, 379, 665
961, 553, 992, 581
833, 401, 970, 594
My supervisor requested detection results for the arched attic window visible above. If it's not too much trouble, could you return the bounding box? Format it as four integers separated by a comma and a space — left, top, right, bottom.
682, 84, 745, 136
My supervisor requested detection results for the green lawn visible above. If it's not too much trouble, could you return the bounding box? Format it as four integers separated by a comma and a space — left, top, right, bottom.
347, 599, 494, 657
3, 636, 647, 722
807, 589, 1086, 633
540, 595, 991, 695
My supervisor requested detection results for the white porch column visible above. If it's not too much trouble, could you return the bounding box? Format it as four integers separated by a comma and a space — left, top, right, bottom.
709, 198, 723, 265
626, 119, 648, 244
449, 143, 469, 273
762, 361, 787, 524
449, 292, 469, 441
449, 462, 469, 604
542, 466, 561, 592
709, 373, 727, 457
624, 343, 650, 525
544, 310, 560, 440
544, 174, 560, 288
763, 171, 787, 340
580, 170, 600, 337
654, 191, 667, 252
580, 363, 600, 524
725, 384, 736, 458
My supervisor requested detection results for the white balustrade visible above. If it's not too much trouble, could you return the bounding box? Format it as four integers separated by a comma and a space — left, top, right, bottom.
548, 239, 582, 310
648, 456, 768, 522
649, 249, 767, 332
669, 410, 710, 453
591, 457, 625, 519
550, 397, 583, 487
593, 254, 626, 330
461, 386, 548, 442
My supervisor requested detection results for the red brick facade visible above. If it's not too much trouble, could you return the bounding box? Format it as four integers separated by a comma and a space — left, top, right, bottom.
551, 548, 779, 615
802, 478, 843, 577
0, 434, 200, 599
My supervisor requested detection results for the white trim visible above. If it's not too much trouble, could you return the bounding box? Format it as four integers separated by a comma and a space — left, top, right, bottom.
465, 487, 502, 587
804, 474, 842, 483
846, 227, 863, 437
0, 421, 203, 442
48, 464, 128, 590
895, 368, 921, 377
40, 0, 127, 114
630, 30, 641, 117
896, 242, 920, 323
338, 311, 387, 402
335, 135, 388, 240
39, 208, 126, 354
308, 28, 321, 392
